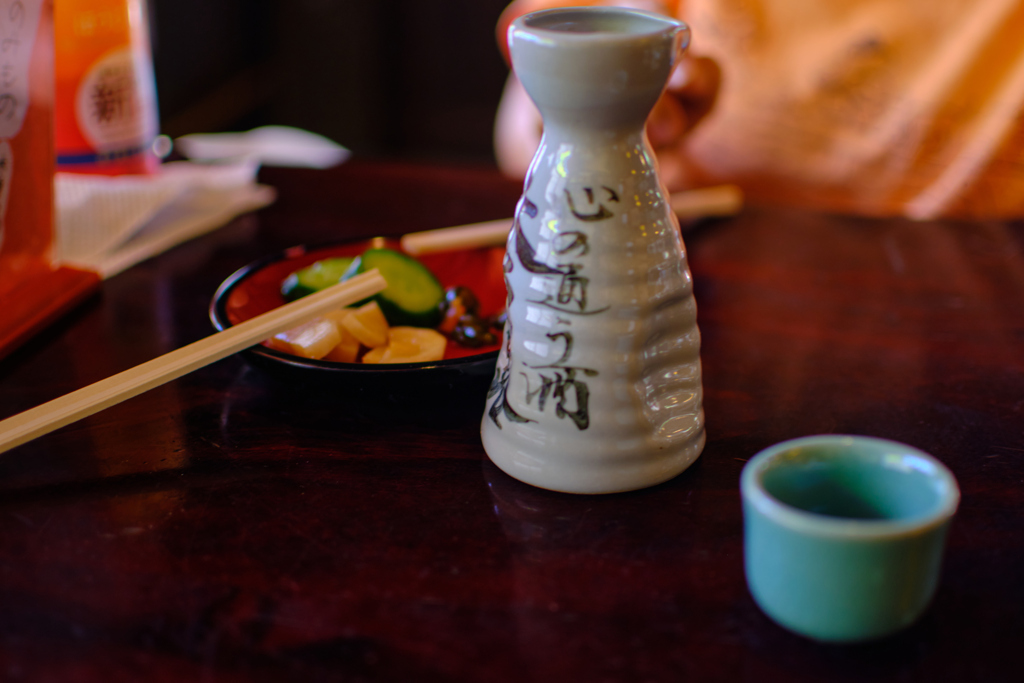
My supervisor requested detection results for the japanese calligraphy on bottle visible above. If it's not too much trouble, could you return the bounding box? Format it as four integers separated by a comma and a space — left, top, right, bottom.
488, 180, 620, 432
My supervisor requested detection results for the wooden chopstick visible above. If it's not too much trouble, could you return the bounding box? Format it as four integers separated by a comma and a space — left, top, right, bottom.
401, 184, 743, 255
0, 269, 387, 456
669, 184, 743, 219
401, 218, 512, 256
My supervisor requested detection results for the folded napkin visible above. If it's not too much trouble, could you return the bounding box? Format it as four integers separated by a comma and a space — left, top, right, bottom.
175, 125, 350, 169
56, 127, 349, 279
56, 160, 276, 278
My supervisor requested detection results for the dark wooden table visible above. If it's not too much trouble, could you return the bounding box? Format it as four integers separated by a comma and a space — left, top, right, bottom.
1, 161, 1022, 682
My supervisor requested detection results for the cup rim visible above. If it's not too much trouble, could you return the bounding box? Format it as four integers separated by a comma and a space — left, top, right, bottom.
741, 435, 960, 539
511, 6, 689, 48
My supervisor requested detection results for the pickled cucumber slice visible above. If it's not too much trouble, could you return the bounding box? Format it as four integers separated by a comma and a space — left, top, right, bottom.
345, 248, 444, 327
281, 257, 355, 301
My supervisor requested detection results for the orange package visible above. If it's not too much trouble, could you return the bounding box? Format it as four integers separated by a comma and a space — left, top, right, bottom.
0, 0, 99, 361
54, 0, 158, 174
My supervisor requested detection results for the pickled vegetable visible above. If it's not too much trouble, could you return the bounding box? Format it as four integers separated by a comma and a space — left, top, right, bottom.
345, 248, 444, 327
363, 327, 447, 364
438, 285, 480, 334
452, 315, 497, 347
269, 253, 500, 364
281, 257, 355, 301
266, 317, 341, 359
340, 300, 389, 348
321, 311, 361, 362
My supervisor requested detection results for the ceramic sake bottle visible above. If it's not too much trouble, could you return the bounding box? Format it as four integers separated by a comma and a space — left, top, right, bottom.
481, 7, 705, 494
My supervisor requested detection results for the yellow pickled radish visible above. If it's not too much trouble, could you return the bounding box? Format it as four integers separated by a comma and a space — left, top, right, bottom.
387, 338, 421, 357
341, 301, 389, 348
378, 327, 447, 363
265, 317, 341, 359
323, 325, 361, 363
362, 346, 388, 364
323, 308, 353, 325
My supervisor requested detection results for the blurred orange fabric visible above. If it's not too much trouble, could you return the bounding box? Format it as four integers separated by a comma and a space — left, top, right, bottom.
496, 0, 1024, 219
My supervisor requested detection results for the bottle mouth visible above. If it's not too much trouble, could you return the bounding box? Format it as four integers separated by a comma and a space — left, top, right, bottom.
519, 7, 686, 43
509, 7, 690, 129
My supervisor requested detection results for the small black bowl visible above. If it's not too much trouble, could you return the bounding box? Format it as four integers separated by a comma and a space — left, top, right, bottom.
209, 241, 504, 423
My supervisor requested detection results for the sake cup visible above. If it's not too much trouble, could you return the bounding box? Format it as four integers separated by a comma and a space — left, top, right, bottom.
741, 435, 960, 642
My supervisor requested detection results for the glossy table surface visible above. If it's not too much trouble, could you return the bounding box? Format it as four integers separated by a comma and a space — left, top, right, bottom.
1, 161, 1022, 681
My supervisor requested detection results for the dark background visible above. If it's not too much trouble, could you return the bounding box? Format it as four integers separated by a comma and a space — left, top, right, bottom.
148, 0, 513, 164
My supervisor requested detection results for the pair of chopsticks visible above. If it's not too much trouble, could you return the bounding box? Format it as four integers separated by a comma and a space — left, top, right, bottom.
400, 184, 742, 255
0, 270, 387, 456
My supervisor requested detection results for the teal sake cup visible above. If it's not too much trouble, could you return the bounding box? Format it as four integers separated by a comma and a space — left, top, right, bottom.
741, 435, 960, 642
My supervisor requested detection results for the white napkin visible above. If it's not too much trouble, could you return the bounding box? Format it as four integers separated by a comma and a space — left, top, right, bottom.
56, 160, 275, 278
175, 125, 350, 169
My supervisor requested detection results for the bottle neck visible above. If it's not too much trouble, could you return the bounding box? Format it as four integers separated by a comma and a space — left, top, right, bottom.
539, 119, 651, 150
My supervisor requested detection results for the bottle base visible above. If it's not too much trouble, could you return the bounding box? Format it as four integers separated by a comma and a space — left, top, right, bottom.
481, 427, 705, 494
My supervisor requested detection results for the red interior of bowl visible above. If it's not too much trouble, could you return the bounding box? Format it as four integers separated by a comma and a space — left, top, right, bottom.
225, 240, 506, 360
